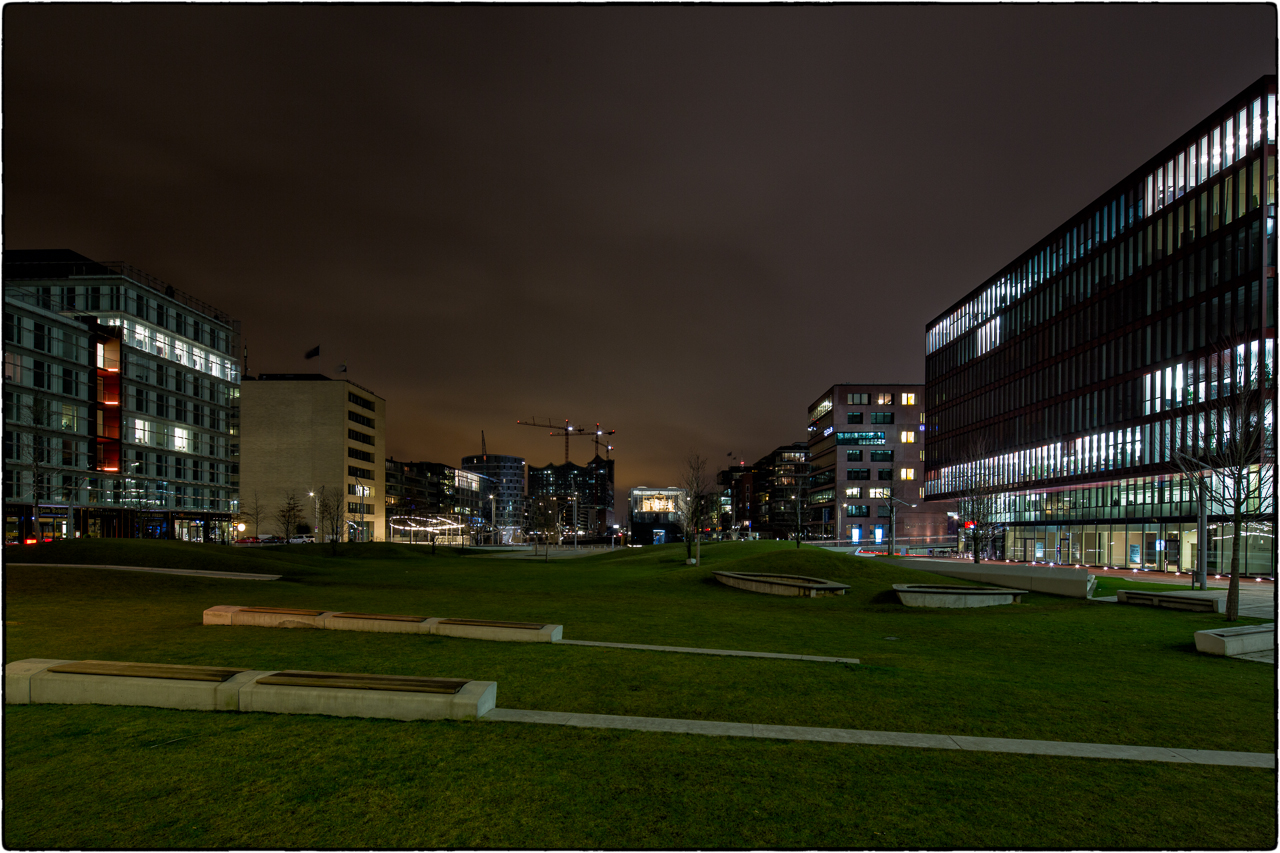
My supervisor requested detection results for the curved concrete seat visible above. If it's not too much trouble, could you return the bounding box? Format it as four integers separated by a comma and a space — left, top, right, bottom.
713, 571, 850, 597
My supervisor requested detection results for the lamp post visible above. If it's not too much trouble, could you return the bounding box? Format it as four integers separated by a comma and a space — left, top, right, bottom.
887, 494, 917, 557
490, 493, 497, 545
308, 490, 320, 543
352, 474, 366, 542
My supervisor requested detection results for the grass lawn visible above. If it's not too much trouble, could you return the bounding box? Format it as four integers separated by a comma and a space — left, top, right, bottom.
5, 539, 1275, 849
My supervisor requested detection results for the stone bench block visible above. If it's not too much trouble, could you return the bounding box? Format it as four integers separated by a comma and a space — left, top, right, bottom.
205, 606, 563, 642
231, 607, 330, 629
895, 559, 1096, 599
430, 619, 563, 643
1117, 589, 1223, 613
10, 661, 269, 712
5, 658, 496, 721
316, 612, 432, 634
238, 673, 496, 720
202, 605, 243, 626
5, 659, 78, 704
1194, 624, 1275, 656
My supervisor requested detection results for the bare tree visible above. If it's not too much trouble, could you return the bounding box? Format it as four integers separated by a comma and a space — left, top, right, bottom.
238, 489, 267, 538
316, 486, 349, 555
951, 437, 1002, 565
274, 491, 304, 541
1171, 338, 1274, 621
679, 452, 713, 565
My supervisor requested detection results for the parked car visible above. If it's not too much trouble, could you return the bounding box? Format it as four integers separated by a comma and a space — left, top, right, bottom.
259, 535, 283, 545
287, 535, 315, 544
234, 537, 261, 545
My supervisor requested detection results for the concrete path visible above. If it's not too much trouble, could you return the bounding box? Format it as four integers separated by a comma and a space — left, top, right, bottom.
5, 563, 280, 581
483, 708, 1275, 768
556, 639, 858, 664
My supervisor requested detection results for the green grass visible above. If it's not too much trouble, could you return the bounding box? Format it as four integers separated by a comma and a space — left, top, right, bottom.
4, 539, 1276, 848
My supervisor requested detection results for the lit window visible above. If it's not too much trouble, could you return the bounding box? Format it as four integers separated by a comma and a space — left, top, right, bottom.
845, 487, 861, 499
900, 431, 916, 444
869, 487, 890, 499
900, 468, 916, 480
900, 393, 916, 405
876, 393, 893, 405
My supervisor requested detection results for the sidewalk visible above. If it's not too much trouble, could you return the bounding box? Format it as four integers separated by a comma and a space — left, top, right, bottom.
484, 708, 1274, 769
5, 563, 281, 580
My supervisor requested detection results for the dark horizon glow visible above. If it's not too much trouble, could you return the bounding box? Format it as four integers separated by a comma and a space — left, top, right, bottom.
4, 5, 1274, 499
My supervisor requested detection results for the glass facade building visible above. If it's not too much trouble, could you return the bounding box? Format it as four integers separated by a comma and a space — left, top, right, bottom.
4, 250, 241, 542
924, 77, 1276, 576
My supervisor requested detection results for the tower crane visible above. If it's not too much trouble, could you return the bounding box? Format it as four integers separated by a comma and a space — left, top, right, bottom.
516, 418, 616, 464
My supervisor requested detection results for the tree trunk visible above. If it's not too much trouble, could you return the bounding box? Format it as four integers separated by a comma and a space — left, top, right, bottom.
1227, 512, 1242, 622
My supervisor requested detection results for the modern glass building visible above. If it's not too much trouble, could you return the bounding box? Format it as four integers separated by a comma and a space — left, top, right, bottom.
924, 77, 1276, 576
4, 250, 241, 542
461, 452, 528, 543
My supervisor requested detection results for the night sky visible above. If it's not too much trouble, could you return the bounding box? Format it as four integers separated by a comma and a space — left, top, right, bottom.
5, 5, 1275, 500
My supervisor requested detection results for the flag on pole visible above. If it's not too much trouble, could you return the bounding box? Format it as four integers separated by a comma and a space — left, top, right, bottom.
336, 363, 347, 374
304, 345, 320, 359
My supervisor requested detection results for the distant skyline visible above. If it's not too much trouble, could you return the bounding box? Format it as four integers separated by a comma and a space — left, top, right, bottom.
5, 4, 1275, 499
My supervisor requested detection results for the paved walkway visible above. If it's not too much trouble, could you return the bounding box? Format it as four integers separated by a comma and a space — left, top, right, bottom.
483, 708, 1274, 768
6, 563, 280, 581
556, 639, 858, 664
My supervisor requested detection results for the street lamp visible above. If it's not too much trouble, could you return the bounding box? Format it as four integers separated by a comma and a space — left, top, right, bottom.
489, 493, 497, 545
308, 490, 320, 543
352, 474, 366, 542
887, 494, 917, 557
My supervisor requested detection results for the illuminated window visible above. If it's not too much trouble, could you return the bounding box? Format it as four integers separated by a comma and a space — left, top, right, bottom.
869, 487, 890, 499
900, 468, 916, 480
900, 392, 916, 405
876, 393, 894, 405
845, 487, 861, 499
900, 431, 916, 443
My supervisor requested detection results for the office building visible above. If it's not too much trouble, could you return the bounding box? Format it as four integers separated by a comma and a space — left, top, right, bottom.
527, 455, 615, 535
4, 250, 240, 542
924, 76, 1275, 576
238, 373, 386, 542
746, 442, 811, 540
461, 452, 528, 543
806, 385, 955, 550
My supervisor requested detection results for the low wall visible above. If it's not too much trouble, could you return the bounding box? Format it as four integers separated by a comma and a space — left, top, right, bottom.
893, 558, 1096, 599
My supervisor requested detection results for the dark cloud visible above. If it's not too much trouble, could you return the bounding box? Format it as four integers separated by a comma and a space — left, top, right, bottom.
4, 4, 1274, 497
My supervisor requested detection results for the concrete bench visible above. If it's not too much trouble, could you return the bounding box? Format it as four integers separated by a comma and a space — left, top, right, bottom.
5, 658, 495, 721
1194, 624, 1275, 656
432, 618, 563, 643
1116, 589, 1224, 613
203, 606, 563, 642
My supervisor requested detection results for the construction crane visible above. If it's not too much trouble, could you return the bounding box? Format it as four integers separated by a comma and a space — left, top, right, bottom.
516, 418, 616, 464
